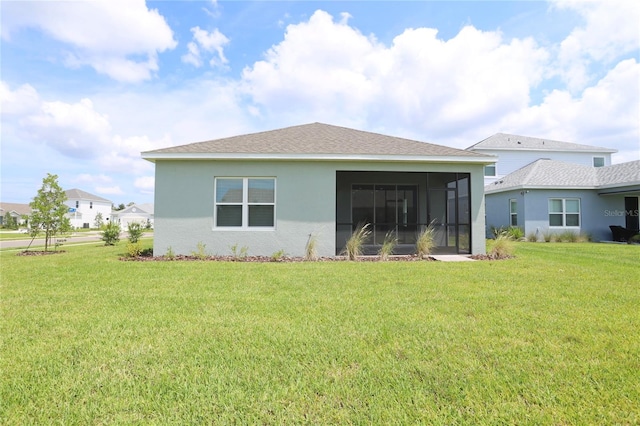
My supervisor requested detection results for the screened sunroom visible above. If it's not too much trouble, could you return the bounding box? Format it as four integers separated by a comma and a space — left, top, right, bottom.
336, 171, 471, 255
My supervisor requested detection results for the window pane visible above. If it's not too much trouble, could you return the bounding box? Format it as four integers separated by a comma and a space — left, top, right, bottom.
510, 200, 517, 214
511, 215, 518, 226
484, 165, 496, 177
217, 205, 242, 226
549, 214, 563, 226
566, 199, 580, 213
593, 157, 604, 167
549, 199, 563, 213
566, 214, 580, 227
216, 179, 243, 203
248, 179, 274, 203
248, 205, 274, 227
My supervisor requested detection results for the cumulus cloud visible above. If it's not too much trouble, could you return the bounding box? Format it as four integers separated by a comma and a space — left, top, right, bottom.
182, 27, 230, 68
134, 176, 155, 194
1, 81, 168, 173
551, 0, 640, 91
242, 10, 549, 137
1, 0, 177, 82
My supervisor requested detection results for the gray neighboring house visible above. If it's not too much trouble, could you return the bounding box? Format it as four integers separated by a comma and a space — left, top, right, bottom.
112, 203, 154, 229
468, 133, 617, 185
142, 123, 495, 257
485, 159, 640, 241
0, 202, 31, 227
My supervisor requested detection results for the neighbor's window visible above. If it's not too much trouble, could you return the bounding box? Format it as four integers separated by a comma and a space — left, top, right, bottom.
90, 201, 93, 209
548, 198, 580, 227
75, 201, 79, 208
215, 178, 275, 228
593, 157, 605, 167
510, 199, 517, 226
484, 164, 496, 177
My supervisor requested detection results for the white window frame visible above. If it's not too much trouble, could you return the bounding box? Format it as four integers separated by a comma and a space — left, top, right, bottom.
484, 164, 497, 177
548, 198, 581, 228
592, 156, 605, 168
214, 177, 276, 230
509, 199, 517, 227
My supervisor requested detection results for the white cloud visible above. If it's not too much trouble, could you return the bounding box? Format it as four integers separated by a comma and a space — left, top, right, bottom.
1, 0, 177, 82
134, 176, 155, 193
242, 10, 549, 137
96, 186, 124, 195
182, 27, 230, 68
551, 0, 640, 91
489, 58, 639, 160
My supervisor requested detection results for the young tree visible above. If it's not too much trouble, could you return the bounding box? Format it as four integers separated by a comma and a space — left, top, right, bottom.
94, 212, 104, 228
29, 173, 70, 251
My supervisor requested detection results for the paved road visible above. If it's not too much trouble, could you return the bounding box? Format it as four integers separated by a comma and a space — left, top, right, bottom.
0, 232, 107, 249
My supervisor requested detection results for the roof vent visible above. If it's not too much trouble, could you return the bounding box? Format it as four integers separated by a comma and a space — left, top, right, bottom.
517, 141, 521, 144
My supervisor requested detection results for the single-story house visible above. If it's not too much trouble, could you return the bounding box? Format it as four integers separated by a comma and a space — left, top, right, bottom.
142, 123, 495, 257
0, 202, 31, 227
112, 203, 154, 229
485, 159, 640, 241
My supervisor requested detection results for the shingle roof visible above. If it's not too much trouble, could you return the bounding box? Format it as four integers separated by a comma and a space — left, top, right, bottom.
0, 202, 32, 215
467, 132, 617, 153
143, 122, 492, 161
65, 189, 112, 203
486, 159, 640, 193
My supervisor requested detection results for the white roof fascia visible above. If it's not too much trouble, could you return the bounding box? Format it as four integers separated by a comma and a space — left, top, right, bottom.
142, 152, 497, 164
486, 184, 600, 194
470, 147, 617, 153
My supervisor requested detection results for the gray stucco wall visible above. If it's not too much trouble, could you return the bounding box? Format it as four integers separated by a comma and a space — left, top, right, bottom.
485, 189, 634, 241
153, 160, 486, 256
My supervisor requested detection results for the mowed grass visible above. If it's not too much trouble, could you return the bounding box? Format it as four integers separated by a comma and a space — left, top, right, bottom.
1, 242, 638, 424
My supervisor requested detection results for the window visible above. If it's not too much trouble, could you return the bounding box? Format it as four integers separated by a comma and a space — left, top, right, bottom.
549, 198, 580, 227
215, 178, 275, 228
90, 202, 93, 209
593, 157, 605, 167
509, 199, 517, 226
75, 201, 79, 208
484, 164, 496, 177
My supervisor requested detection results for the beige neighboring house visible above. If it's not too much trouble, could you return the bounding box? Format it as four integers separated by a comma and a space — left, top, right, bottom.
0, 202, 31, 227
112, 203, 154, 229
65, 189, 113, 229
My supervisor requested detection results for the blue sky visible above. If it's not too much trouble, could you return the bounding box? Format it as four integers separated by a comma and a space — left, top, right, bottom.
1, 0, 638, 205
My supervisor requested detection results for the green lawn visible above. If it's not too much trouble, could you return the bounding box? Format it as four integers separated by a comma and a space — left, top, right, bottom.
1, 242, 638, 424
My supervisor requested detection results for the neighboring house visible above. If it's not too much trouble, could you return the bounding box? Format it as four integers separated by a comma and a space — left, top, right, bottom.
484, 159, 640, 241
65, 189, 113, 229
112, 203, 154, 229
0, 202, 31, 227
142, 123, 495, 257
467, 133, 617, 185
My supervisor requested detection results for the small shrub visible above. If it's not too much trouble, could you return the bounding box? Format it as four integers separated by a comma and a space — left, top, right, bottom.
506, 226, 524, 240
192, 242, 208, 260
165, 246, 175, 260
416, 221, 436, 258
270, 249, 286, 262
628, 234, 640, 244
127, 222, 144, 243
126, 242, 142, 258
526, 232, 538, 242
378, 230, 397, 261
305, 233, 319, 261
343, 223, 371, 260
230, 243, 248, 260
489, 234, 515, 259
100, 222, 121, 246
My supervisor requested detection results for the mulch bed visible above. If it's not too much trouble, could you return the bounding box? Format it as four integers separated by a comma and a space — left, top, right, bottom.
17, 250, 66, 256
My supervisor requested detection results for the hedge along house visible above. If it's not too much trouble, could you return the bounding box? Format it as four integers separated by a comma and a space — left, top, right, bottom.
142, 123, 495, 257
